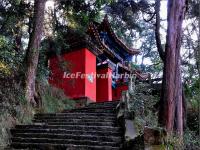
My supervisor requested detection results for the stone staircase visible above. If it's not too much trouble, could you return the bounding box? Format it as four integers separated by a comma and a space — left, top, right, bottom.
10, 101, 123, 150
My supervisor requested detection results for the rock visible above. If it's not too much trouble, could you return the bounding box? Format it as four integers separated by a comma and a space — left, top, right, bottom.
125, 119, 137, 141
145, 145, 167, 150
144, 126, 167, 145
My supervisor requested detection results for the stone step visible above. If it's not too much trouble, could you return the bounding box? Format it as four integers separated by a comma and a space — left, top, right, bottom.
34, 115, 116, 120
89, 101, 120, 106
32, 120, 116, 127
63, 107, 116, 113
35, 112, 116, 117
68, 109, 116, 113
76, 106, 117, 110
86, 105, 117, 109
11, 137, 120, 147
12, 133, 122, 143
87, 103, 119, 108
33, 118, 116, 124
11, 142, 120, 150
32, 118, 116, 123
10, 101, 123, 150
14, 125, 121, 132
11, 129, 122, 137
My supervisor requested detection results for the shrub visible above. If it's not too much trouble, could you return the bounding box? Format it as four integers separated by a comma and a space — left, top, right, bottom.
36, 82, 75, 113
129, 82, 159, 133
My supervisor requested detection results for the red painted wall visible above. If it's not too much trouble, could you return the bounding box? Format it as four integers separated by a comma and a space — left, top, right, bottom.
49, 48, 96, 101
96, 67, 112, 102
112, 84, 128, 101
84, 49, 96, 101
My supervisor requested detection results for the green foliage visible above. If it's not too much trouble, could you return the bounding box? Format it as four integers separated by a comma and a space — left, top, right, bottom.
105, 0, 154, 47
57, 0, 108, 31
0, 78, 75, 148
106, 0, 164, 77
188, 0, 200, 18
0, 0, 32, 38
41, 92, 75, 113
0, 76, 34, 148
0, 113, 16, 148
36, 83, 75, 113
164, 130, 200, 150
184, 79, 200, 111
184, 129, 200, 149
129, 82, 159, 133
0, 36, 13, 76
0, 35, 24, 78
37, 42, 50, 81
130, 62, 140, 70
165, 135, 184, 150
0, 99, 34, 148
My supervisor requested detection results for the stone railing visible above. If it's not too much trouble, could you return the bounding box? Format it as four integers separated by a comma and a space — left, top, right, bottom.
116, 75, 144, 149
116, 75, 167, 150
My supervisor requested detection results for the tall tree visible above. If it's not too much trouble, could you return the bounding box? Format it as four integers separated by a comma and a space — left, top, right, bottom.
155, 0, 165, 62
196, 4, 200, 136
25, 0, 47, 105
159, 0, 186, 136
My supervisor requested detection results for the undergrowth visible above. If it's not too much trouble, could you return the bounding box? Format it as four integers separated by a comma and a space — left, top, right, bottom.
128, 82, 200, 149
129, 82, 159, 134
36, 82, 75, 113
0, 77, 75, 149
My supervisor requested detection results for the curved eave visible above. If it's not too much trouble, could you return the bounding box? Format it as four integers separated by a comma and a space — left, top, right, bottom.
87, 23, 119, 59
100, 15, 140, 56
127, 49, 140, 55
87, 23, 104, 54
134, 70, 150, 80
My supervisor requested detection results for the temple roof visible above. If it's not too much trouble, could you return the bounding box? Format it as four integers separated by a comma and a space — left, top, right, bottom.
87, 22, 121, 62
87, 15, 140, 56
48, 15, 140, 63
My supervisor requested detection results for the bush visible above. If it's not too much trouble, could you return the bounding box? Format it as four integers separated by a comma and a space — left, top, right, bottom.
0, 77, 75, 148
37, 83, 75, 113
0, 35, 24, 78
184, 129, 200, 149
129, 82, 159, 134
0, 76, 35, 148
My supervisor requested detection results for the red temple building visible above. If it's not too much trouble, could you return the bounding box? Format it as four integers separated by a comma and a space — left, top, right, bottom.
48, 16, 146, 103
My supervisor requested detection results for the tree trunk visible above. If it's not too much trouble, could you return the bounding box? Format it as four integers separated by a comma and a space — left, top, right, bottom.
25, 0, 47, 105
196, 6, 200, 136
155, 0, 165, 62
159, 0, 186, 136
198, 15, 200, 138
